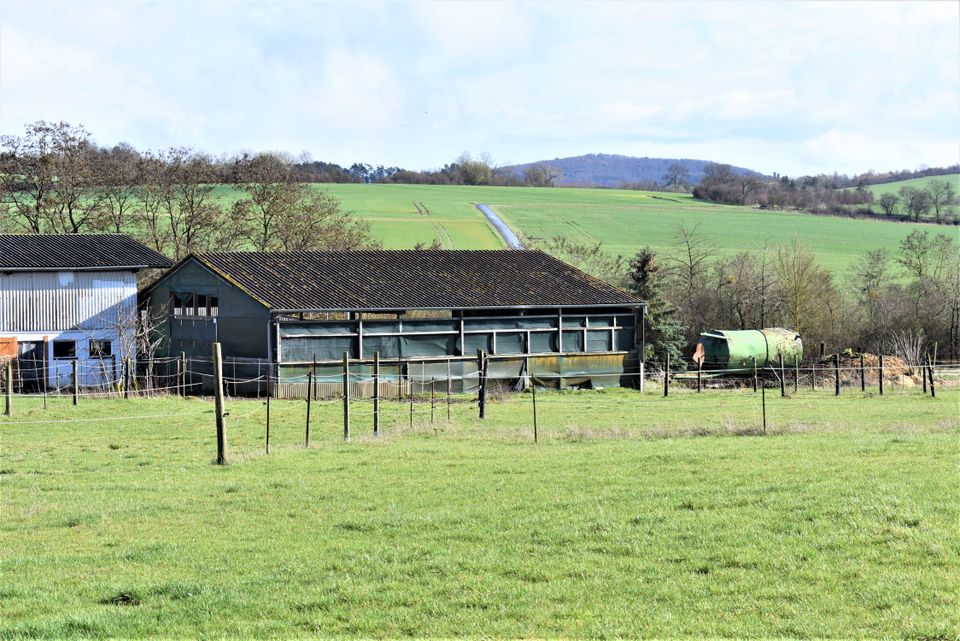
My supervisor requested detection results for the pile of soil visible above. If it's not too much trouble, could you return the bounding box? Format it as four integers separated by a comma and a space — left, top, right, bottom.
820, 352, 915, 385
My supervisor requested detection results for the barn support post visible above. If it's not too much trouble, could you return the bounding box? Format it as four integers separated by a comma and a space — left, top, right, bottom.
342, 352, 351, 441
878, 354, 884, 396
213, 342, 227, 465
373, 351, 380, 437
5, 361, 12, 417
72, 359, 79, 406
305, 371, 313, 448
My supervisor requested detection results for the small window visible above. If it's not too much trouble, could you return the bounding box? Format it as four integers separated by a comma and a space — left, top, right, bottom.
53, 340, 77, 359
196, 294, 208, 317
182, 293, 195, 316
173, 293, 184, 316
209, 296, 219, 317
89, 340, 112, 358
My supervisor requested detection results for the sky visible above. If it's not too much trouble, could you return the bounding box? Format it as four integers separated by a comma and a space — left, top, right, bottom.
1, 0, 958, 176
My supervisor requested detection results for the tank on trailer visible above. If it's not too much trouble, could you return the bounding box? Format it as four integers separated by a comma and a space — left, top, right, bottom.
692, 328, 802, 372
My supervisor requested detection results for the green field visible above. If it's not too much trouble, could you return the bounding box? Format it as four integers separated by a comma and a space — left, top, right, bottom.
315, 184, 953, 275
2, 387, 957, 639
852, 173, 960, 218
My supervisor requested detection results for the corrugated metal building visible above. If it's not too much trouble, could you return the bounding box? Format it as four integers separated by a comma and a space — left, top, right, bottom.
0, 235, 172, 389
142, 250, 646, 395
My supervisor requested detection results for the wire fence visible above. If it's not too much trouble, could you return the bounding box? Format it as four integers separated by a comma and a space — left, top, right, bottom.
2, 351, 956, 464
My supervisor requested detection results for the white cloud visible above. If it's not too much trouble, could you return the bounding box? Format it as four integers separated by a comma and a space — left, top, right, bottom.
0, 0, 957, 175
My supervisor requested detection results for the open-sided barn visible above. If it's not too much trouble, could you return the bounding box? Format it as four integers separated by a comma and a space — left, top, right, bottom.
141, 250, 646, 394
0, 234, 172, 390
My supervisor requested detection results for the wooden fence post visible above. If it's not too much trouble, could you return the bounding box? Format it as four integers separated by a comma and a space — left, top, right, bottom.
532, 381, 538, 444
878, 354, 884, 395
752, 356, 757, 393
213, 342, 227, 465
696, 360, 702, 393
446, 359, 452, 423
860, 354, 866, 392
663, 353, 670, 397
342, 352, 350, 441
794, 354, 800, 393
834, 353, 840, 396
180, 351, 186, 396
373, 351, 380, 437
265, 363, 271, 455
922, 356, 928, 394
4, 361, 11, 417
478, 350, 488, 419
928, 356, 936, 398
112, 354, 119, 395
72, 359, 79, 406
125, 357, 133, 398
761, 380, 767, 435
408, 362, 414, 430
778, 353, 785, 397
305, 371, 313, 448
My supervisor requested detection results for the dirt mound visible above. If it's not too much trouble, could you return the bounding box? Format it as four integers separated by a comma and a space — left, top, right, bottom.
822, 352, 915, 385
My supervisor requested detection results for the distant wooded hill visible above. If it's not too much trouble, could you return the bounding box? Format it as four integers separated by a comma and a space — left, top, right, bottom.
504, 153, 762, 187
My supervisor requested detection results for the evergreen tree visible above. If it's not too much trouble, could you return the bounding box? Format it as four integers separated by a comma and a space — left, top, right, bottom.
627, 247, 688, 370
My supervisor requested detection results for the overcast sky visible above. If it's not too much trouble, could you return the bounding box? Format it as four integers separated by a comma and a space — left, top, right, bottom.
2, 1, 958, 176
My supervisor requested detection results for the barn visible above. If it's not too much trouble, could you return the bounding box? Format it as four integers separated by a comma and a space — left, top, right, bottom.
0, 234, 172, 390
141, 250, 646, 394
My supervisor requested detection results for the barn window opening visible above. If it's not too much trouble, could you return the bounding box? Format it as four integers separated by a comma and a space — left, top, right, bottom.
173, 292, 217, 317
53, 340, 77, 359
89, 340, 112, 358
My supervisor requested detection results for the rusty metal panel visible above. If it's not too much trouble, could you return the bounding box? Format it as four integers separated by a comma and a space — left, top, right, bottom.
0, 271, 137, 332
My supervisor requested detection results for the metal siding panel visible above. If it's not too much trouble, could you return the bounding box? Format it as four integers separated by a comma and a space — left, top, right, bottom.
0, 271, 136, 332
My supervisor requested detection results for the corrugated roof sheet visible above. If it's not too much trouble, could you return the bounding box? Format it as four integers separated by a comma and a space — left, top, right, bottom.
191, 250, 640, 310
0, 234, 172, 271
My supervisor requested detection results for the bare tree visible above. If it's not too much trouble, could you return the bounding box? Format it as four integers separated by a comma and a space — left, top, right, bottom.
0, 121, 66, 232
162, 148, 224, 258
663, 163, 690, 192
925, 179, 957, 222
99, 143, 141, 233
524, 163, 562, 187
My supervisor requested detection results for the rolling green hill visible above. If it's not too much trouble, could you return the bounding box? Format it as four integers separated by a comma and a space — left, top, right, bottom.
861, 173, 960, 199
313, 184, 952, 276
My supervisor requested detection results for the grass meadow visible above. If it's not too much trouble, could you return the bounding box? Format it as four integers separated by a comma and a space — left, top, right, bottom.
1, 386, 957, 639
853, 173, 960, 218
316, 184, 947, 275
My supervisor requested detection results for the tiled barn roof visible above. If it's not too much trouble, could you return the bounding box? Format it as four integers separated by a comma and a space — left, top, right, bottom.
182, 250, 640, 311
0, 234, 172, 271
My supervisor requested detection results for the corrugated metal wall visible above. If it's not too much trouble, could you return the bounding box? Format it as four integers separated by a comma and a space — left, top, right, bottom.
0, 271, 137, 332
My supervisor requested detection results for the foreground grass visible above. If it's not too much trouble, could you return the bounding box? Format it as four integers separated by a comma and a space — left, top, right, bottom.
1, 389, 957, 639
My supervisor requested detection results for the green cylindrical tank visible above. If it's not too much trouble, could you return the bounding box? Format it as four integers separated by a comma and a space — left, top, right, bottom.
693, 328, 802, 371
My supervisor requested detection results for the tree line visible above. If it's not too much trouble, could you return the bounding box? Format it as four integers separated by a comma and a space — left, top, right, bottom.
0, 121, 378, 257
542, 225, 960, 364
